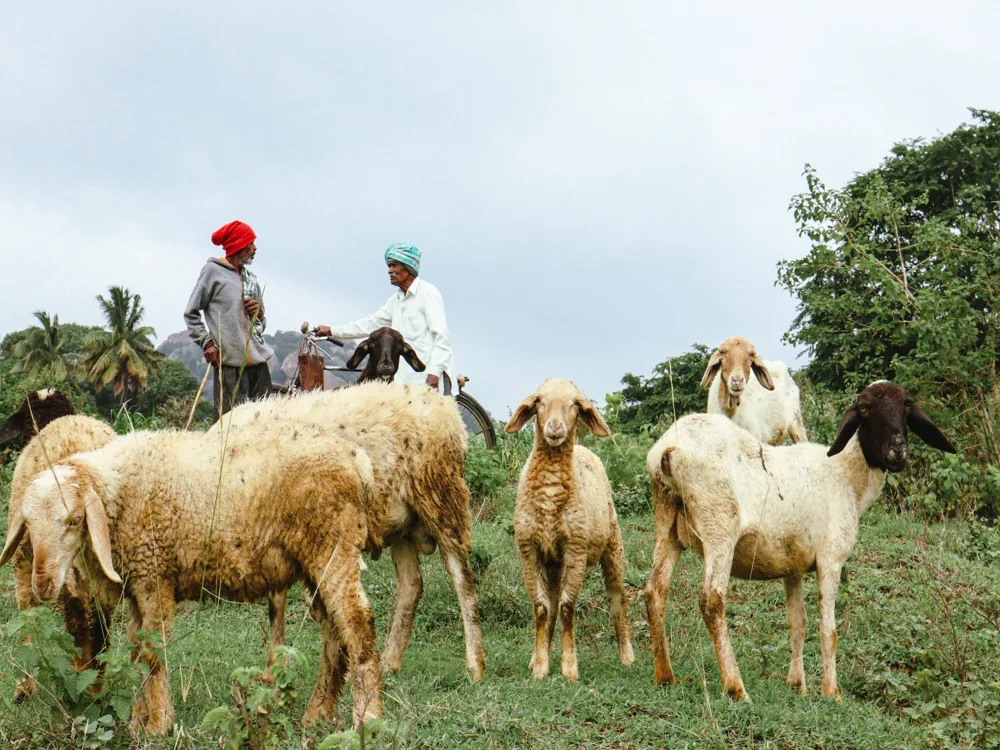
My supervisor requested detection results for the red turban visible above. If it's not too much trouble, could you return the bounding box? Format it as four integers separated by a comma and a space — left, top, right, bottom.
211, 220, 256, 257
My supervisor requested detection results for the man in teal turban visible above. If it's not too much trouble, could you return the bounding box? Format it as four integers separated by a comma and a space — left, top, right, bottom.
316, 243, 453, 389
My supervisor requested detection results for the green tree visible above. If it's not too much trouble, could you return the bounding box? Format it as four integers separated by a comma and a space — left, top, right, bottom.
614, 344, 712, 433
777, 108, 1000, 516
10, 311, 72, 381
82, 286, 164, 405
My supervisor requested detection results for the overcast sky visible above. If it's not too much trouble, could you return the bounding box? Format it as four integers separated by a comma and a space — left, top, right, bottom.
2, 2, 997, 415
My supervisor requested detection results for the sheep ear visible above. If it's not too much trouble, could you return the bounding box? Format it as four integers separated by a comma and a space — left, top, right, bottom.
908, 405, 957, 454
401, 343, 426, 373
700, 350, 723, 389
576, 397, 611, 438
0, 507, 25, 567
827, 407, 859, 457
505, 395, 539, 434
84, 488, 122, 584
751, 355, 775, 391
345, 341, 370, 370
0, 414, 22, 446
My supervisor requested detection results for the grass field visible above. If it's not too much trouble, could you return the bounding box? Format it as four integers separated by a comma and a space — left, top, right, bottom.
1, 470, 998, 748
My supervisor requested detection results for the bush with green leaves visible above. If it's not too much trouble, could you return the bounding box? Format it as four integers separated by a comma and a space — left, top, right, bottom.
318, 718, 408, 749
5, 607, 147, 748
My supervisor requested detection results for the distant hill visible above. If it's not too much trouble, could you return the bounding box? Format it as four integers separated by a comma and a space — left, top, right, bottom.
158, 330, 360, 398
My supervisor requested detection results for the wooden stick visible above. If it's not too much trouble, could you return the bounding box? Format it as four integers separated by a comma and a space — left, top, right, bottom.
185, 364, 213, 431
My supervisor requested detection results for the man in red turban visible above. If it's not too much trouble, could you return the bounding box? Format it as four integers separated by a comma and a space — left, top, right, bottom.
184, 220, 275, 419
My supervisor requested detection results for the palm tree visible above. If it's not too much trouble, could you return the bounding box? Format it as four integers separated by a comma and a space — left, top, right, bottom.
82, 286, 164, 404
11, 310, 72, 381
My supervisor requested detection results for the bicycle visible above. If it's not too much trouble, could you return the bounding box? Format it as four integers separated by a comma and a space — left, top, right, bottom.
273, 324, 498, 450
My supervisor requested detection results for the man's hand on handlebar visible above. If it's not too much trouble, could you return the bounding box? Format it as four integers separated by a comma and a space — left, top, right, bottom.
314, 325, 332, 337
426, 374, 439, 389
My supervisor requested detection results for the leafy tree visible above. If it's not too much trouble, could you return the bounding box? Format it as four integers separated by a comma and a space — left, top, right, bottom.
614, 344, 712, 433
82, 286, 164, 404
778, 108, 1000, 517
10, 311, 72, 381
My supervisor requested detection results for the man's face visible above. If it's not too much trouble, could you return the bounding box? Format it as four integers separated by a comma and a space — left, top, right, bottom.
232, 242, 257, 266
387, 261, 412, 288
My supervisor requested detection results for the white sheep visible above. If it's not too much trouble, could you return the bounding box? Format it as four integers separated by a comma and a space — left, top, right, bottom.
701, 336, 807, 445
644, 381, 956, 700
2, 421, 382, 734
7, 414, 119, 702
504, 379, 633, 680
217, 380, 486, 680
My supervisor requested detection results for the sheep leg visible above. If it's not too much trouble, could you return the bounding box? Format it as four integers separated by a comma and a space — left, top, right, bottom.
644, 500, 683, 685
817, 562, 843, 700
382, 539, 423, 674
518, 542, 553, 679
783, 574, 807, 693
557, 546, 589, 681
303, 597, 349, 727
129, 584, 176, 735
260, 589, 287, 681
12, 544, 39, 702
441, 544, 486, 681
699, 546, 746, 700
315, 543, 382, 730
601, 521, 634, 667
788, 407, 808, 443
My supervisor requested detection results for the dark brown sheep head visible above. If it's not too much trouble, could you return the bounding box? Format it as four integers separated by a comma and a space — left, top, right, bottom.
346, 327, 426, 383
827, 381, 957, 472
0, 389, 76, 446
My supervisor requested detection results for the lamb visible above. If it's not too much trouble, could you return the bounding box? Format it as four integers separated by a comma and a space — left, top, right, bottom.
0, 388, 76, 445
643, 381, 956, 700
7, 414, 119, 702
345, 327, 426, 383
217, 380, 486, 680
504, 379, 634, 680
701, 336, 807, 445
1, 421, 383, 734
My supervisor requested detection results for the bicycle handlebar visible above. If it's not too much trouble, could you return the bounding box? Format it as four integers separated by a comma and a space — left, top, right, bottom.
300, 321, 344, 348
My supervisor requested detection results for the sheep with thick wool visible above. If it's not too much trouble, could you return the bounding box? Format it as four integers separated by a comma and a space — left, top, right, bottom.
217, 380, 486, 680
7, 414, 119, 702
643, 381, 956, 701
2, 421, 382, 734
701, 336, 807, 445
504, 379, 633, 680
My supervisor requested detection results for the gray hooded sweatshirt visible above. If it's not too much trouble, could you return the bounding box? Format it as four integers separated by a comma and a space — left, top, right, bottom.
184, 257, 274, 367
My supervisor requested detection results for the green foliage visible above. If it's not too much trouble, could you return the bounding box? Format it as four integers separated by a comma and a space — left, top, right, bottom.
10, 311, 73, 382
615, 344, 711, 434
109, 404, 162, 435
778, 109, 1000, 519
201, 645, 303, 750
81, 285, 164, 404
580, 427, 656, 516
318, 719, 408, 749
4, 607, 147, 748
464, 437, 508, 501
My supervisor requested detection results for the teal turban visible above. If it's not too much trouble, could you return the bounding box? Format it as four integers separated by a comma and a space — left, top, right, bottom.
385, 243, 421, 276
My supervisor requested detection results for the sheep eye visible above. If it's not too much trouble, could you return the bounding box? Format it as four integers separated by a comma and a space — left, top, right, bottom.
859, 407, 870, 418
67, 516, 83, 528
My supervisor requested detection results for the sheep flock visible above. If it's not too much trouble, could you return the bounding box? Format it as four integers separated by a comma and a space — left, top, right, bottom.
0, 336, 962, 737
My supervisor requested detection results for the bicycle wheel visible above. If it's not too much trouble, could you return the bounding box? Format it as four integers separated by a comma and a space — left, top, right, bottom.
456, 391, 497, 450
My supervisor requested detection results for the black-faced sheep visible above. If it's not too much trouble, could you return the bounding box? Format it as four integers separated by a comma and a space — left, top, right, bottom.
644, 381, 956, 700
345, 327, 426, 384
0, 388, 76, 446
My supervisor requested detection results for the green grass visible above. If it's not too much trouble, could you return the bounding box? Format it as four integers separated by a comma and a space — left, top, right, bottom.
1, 478, 998, 748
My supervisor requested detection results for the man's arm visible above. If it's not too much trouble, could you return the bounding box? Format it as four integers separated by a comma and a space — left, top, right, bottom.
183, 266, 215, 350
423, 286, 452, 379
318, 299, 393, 339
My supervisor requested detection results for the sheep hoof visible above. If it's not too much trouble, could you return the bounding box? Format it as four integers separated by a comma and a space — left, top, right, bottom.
725, 682, 749, 701
560, 660, 579, 681
786, 675, 807, 695
529, 655, 549, 680
620, 642, 635, 667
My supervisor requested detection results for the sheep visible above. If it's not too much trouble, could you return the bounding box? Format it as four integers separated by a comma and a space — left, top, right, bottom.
504, 378, 634, 680
1, 421, 383, 734
0, 388, 76, 446
643, 381, 956, 700
345, 327, 426, 383
7, 414, 119, 702
700, 336, 807, 445
217, 380, 486, 681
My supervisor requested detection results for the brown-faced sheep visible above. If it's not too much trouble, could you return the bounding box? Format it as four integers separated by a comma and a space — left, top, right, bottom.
7, 414, 119, 702
701, 336, 807, 445
2, 422, 382, 734
504, 379, 633, 680
644, 381, 956, 700
0, 388, 76, 445
217, 380, 486, 680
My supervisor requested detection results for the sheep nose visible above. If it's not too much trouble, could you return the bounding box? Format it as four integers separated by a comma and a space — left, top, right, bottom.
546, 423, 567, 438
887, 447, 907, 463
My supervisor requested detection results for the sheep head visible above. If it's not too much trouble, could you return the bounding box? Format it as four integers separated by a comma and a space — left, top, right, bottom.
0, 464, 121, 600
505, 378, 610, 447
347, 327, 426, 383
700, 337, 775, 407
827, 381, 957, 472
0, 388, 76, 446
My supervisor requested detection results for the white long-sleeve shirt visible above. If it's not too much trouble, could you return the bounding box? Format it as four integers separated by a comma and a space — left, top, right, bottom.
329, 277, 454, 386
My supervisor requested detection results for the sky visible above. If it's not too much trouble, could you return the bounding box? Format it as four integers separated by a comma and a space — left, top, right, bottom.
1, 2, 998, 416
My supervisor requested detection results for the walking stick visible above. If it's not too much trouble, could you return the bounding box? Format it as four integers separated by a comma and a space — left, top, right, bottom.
185, 364, 213, 431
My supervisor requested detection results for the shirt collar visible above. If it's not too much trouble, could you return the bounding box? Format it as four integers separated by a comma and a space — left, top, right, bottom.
398, 276, 422, 298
